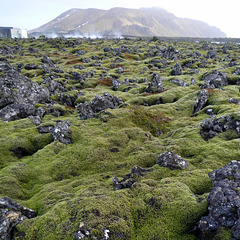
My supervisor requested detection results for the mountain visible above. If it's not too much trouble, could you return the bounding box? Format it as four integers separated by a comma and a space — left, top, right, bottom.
30, 7, 226, 38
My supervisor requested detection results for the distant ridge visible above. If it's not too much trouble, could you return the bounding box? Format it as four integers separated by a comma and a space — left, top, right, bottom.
30, 7, 226, 38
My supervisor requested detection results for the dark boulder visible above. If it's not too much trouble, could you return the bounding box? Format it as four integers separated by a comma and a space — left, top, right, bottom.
28, 115, 42, 126
170, 79, 189, 87
112, 165, 149, 191
0, 104, 35, 122
191, 78, 196, 85
200, 115, 240, 140
202, 70, 228, 89
76, 93, 123, 120
171, 62, 182, 76
193, 90, 209, 114
42, 55, 55, 68
233, 67, 240, 75
0, 59, 49, 121
198, 161, 240, 239
207, 50, 218, 59
145, 73, 163, 93
0, 196, 36, 240
156, 151, 189, 170
229, 98, 239, 105
24, 63, 40, 70
51, 121, 72, 145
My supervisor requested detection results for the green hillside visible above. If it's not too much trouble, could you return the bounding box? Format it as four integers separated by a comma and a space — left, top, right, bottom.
0, 36, 240, 239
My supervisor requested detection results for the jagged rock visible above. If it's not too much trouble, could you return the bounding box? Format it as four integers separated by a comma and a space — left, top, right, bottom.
233, 67, 240, 75
0, 104, 35, 122
28, 47, 39, 54
200, 115, 240, 140
38, 125, 54, 134
0, 58, 49, 121
156, 151, 189, 170
24, 63, 40, 70
112, 78, 138, 91
207, 50, 218, 59
41, 77, 67, 95
145, 73, 163, 93
171, 62, 182, 76
193, 90, 209, 114
42, 55, 55, 68
35, 107, 46, 119
198, 161, 240, 239
170, 79, 189, 87
28, 115, 42, 126
73, 222, 91, 240
112, 165, 149, 190
71, 72, 86, 82
229, 98, 239, 105
191, 78, 196, 85
76, 93, 123, 120
51, 121, 72, 145
0, 196, 36, 240
202, 70, 228, 89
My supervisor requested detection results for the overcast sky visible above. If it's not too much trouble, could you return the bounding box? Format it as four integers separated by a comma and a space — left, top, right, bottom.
1, 0, 239, 37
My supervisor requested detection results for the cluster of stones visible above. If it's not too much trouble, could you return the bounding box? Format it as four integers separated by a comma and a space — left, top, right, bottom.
113, 151, 189, 190
200, 115, 240, 140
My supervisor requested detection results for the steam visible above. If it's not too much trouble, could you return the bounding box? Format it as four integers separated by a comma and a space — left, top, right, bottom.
31, 31, 124, 39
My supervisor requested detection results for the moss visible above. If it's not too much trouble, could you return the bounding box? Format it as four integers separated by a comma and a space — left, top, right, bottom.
1, 37, 240, 240
129, 106, 170, 136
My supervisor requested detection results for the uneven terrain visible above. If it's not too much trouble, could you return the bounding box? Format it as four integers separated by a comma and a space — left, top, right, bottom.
1, 36, 240, 239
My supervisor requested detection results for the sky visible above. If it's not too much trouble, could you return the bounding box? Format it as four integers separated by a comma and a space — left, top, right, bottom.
1, 0, 240, 38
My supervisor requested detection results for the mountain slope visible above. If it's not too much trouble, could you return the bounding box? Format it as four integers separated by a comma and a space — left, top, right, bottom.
30, 7, 226, 37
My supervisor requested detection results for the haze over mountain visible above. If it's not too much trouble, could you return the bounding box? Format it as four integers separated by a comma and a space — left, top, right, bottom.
30, 7, 226, 38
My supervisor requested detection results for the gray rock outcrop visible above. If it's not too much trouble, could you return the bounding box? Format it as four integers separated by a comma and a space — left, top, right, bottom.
0, 58, 49, 121
156, 151, 189, 170
202, 70, 228, 89
193, 90, 209, 114
76, 93, 123, 120
0, 196, 36, 240
198, 161, 240, 239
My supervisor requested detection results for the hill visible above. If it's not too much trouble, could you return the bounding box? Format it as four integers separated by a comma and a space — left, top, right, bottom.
30, 7, 226, 38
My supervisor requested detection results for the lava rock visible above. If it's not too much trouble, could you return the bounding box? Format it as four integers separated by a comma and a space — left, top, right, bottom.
112, 165, 149, 190
229, 98, 239, 105
171, 62, 182, 76
156, 151, 189, 170
24, 63, 40, 70
200, 115, 240, 140
170, 79, 189, 87
0, 59, 49, 121
0, 196, 36, 240
193, 90, 209, 114
202, 70, 228, 89
145, 73, 163, 93
0, 104, 35, 122
198, 161, 240, 239
76, 93, 123, 120
51, 121, 72, 145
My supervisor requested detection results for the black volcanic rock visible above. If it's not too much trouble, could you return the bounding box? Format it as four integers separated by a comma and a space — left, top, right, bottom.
76, 93, 123, 120
156, 151, 189, 170
0, 196, 36, 240
194, 90, 209, 114
202, 70, 228, 89
0, 58, 49, 121
198, 161, 240, 240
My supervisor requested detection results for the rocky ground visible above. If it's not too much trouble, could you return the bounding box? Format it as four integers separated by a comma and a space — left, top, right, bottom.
1, 36, 240, 239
